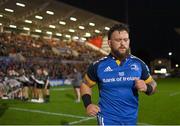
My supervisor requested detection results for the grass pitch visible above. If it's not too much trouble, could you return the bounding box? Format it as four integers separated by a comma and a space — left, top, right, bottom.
0, 78, 180, 125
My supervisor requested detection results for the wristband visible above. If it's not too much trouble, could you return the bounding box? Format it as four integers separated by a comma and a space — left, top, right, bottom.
145, 84, 153, 95
82, 94, 92, 108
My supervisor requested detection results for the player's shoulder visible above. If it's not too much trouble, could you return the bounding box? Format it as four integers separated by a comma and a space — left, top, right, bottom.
129, 55, 150, 71
92, 55, 109, 66
87, 56, 109, 70
88, 56, 108, 71
129, 54, 146, 65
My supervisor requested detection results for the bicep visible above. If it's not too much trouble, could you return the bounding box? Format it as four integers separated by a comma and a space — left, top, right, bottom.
80, 83, 92, 96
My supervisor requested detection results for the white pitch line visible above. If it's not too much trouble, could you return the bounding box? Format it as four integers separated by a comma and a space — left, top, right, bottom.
9, 107, 150, 125
137, 122, 150, 125
9, 107, 86, 119
68, 117, 95, 125
169, 91, 180, 96
51, 88, 72, 91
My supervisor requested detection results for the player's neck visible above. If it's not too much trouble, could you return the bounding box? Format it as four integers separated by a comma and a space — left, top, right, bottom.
110, 52, 129, 61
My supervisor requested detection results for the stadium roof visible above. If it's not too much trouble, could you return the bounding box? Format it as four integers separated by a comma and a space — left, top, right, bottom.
0, 0, 120, 41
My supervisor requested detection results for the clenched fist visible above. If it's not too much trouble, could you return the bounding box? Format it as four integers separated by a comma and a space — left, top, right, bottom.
135, 78, 147, 92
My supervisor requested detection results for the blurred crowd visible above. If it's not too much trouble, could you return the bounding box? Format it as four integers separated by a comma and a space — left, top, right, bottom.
0, 32, 104, 61
0, 32, 105, 102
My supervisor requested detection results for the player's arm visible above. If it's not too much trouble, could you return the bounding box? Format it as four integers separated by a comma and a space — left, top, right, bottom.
145, 76, 157, 95
80, 83, 100, 116
44, 78, 49, 89
135, 62, 157, 95
80, 64, 100, 116
135, 76, 157, 95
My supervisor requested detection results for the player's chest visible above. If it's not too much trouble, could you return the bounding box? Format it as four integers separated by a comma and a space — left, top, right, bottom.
97, 63, 142, 87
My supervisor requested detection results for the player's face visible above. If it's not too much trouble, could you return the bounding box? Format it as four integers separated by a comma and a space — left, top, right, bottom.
37, 69, 42, 75
108, 30, 130, 59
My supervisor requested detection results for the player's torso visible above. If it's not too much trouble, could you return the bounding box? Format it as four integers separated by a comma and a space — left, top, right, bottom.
97, 56, 142, 100
94, 55, 144, 123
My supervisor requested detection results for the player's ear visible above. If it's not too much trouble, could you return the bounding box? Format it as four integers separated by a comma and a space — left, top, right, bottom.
108, 40, 111, 47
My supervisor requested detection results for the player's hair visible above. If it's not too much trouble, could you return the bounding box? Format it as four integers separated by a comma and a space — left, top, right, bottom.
108, 23, 130, 40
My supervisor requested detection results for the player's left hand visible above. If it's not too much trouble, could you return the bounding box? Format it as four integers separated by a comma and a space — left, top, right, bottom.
135, 78, 147, 92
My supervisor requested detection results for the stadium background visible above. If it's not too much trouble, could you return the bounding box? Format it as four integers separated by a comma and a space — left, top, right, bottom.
0, 0, 180, 125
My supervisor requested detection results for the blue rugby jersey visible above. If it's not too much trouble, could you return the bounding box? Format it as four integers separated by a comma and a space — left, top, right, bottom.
84, 54, 153, 125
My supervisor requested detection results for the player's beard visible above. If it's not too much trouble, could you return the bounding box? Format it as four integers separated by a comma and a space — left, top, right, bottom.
111, 47, 130, 60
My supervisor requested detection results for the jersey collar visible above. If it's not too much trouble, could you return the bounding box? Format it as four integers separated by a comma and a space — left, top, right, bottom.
108, 53, 131, 65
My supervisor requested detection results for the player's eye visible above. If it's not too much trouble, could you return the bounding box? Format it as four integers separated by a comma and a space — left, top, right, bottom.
113, 38, 129, 42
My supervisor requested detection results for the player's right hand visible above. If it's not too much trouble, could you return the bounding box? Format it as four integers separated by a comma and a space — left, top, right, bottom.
86, 104, 100, 117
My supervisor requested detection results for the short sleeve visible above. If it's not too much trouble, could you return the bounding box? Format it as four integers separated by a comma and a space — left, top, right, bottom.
84, 63, 99, 87
140, 62, 153, 84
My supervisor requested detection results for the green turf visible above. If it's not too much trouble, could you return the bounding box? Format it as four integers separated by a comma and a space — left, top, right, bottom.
0, 78, 180, 125
138, 78, 180, 124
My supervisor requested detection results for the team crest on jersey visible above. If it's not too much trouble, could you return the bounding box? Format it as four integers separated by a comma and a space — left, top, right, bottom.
104, 66, 113, 72
130, 64, 139, 71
